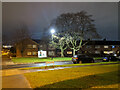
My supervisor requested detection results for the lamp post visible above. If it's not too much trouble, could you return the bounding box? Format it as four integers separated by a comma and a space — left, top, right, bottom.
51, 28, 55, 40
50, 28, 55, 60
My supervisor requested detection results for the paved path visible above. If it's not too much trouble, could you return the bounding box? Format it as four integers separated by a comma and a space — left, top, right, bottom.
1, 55, 32, 89
2, 74, 32, 89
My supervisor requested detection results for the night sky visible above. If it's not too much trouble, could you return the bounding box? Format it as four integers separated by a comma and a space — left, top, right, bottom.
2, 2, 118, 42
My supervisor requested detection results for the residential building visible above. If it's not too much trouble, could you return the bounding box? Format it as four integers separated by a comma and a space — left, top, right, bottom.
15, 38, 120, 57
16, 38, 39, 57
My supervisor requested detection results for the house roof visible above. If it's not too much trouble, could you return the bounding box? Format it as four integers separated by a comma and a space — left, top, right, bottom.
83, 40, 120, 45
33, 39, 120, 45
32, 39, 41, 44
32, 39, 48, 44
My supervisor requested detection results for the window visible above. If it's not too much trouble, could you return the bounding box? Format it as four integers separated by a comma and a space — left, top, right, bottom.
104, 46, 108, 48
33, 52, 37, 55
86, 45, 91, 48
104, 51, 113, 54
39, 45, 43, 47
33, 45, 37, 48
88, 51, 92, 53
112, 45, 115, 48
67, 51, 72, 54
48, 51, 55, 56
117, 51, 119, 54
27, 52, 32, 55
95, 45, 100, 48
57, 52, 61, 54
95, 51, 100, 54
48, 46, 55, 50
27, 45, 32, 48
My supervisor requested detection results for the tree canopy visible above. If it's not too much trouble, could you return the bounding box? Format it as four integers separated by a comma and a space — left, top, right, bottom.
49, 11, 101, 56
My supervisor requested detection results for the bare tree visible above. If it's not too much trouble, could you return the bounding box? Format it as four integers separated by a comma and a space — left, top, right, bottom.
15, 24, 31, 41
50, 11, 101, 56
49, 33, 67, 57
14, 24, 31, 57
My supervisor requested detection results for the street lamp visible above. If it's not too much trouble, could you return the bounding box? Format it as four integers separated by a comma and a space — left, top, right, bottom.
50, 28, 55, 60
50, 28, 56, 40
51, 28, 55, 34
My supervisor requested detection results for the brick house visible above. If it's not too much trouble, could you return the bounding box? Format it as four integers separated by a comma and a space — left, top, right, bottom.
16, 38, 56, 57
79, 40, 120, 56
32, 39, 56, 57
55, 40, 120, 57
15, 38, 120, 57
16, 38, 39, 57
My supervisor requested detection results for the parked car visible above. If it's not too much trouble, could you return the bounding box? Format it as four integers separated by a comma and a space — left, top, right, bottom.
72, 54, 94, 64
103, 55, 119, 62
117, 56, 120, 61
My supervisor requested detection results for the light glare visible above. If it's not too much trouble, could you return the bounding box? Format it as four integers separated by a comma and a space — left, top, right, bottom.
51, 29, 55, 34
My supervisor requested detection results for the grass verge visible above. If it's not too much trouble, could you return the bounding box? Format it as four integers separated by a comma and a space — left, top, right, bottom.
24, 64, 119, 89
12, 57, 72, 63
12, 57, 105, 63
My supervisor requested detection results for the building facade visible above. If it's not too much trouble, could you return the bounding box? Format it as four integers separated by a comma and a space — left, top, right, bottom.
16, 39, 39, 57
15, 39, 120, 57
81, 41, 120, 56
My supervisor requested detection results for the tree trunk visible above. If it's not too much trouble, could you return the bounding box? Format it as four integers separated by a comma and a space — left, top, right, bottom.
73, 49, 76, 56
61, 49, 64, 57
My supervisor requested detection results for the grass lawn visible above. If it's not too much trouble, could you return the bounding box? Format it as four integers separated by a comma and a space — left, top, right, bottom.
12, 57, 105, 63
12, 57, 72, 63
24, 64, 119, 89
94, 57, 103, 60
20, 61, 119, 70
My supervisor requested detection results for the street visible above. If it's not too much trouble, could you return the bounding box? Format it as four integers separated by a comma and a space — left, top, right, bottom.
1, 56, 73, 70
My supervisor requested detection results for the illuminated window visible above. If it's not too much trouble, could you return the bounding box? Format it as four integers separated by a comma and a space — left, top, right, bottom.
104, 51, 113, 54
48, 51, 55, 56
33, 52, 37, 55
39, 45, 43, 47
104, 46, 108, 48
67, 51, 72, 54
117, 51, 119, 54
33, 45, 37, 48
112, 45, 115, 48
95, 45, 100, 48
57, 52, 61, 54
27, 52, 32, 55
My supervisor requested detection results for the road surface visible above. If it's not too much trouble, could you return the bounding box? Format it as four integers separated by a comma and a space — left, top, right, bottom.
1, 56, 73, 70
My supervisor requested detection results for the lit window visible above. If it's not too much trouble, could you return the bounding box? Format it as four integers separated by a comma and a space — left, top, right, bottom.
67, 51, 72, 54
33, 45, 37, 48
33, 52, 37, 55
104, 51, 113, 54
95, 45, 100, 48
48, 51, 55, 56
112, 45, 115, 48
39, 45, 43, 47
27, 52, 32, 55
57, 52, 61, 54
104, 46, 108, 48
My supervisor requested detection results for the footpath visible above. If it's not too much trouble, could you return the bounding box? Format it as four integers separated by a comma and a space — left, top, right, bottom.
1, 55, 32, 89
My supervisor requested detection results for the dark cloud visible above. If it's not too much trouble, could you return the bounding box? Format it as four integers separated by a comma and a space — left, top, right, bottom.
2, 2, 118, 41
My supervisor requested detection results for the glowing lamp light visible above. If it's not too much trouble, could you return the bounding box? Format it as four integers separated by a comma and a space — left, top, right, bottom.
51, 29, 55, 34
